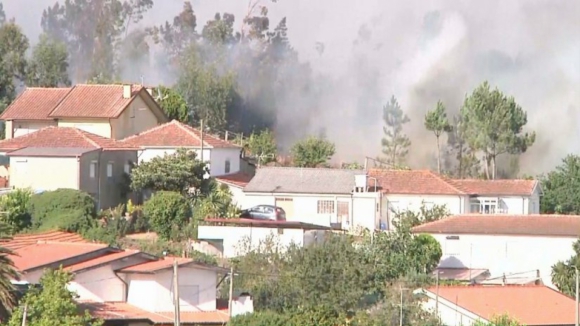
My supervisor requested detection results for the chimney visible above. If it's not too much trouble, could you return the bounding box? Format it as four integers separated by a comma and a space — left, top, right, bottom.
123, 84, 132, 99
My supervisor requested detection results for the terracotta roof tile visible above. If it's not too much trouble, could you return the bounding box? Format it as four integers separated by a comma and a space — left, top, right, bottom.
116, 256, 227, 274
0, 88, 71, 120
12, 242, 113, 272
0, 127, 136, 152
368, 169, 465, 195
423, 285, 580, 325
48, 84, 144, 118
2, 230, 87, 250
65, 250, 147, 273
411, 214, 580, 237
81, 301, 230, 324
449, 179, 539, 196
216, 172, 253, 188
121, 120, 240, 148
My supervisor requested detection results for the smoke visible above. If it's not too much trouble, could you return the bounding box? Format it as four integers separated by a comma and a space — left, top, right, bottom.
4, 0, 580, 174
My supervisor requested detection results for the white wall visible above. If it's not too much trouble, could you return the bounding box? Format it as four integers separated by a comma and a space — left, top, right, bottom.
125, 267, 217, 312
421, 294, 486, 326
12, 120, 57, 138
10, 156, 80, 191
137, 148, 239, 177
352, 193, 379, 230
69, 265, 125, 302
430, 233, 576, 288
198, 225, 306, 257
225, 185, 245, 206
383, 194, 465, 230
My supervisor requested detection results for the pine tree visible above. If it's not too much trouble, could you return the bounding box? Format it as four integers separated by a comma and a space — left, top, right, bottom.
380, 96, 411, 167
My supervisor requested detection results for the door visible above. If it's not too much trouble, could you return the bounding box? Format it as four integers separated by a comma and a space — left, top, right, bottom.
275, 198, 294, 219
337, 201, 350, 226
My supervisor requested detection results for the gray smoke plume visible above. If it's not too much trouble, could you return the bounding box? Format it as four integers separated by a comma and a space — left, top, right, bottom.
4, 0, 580, 174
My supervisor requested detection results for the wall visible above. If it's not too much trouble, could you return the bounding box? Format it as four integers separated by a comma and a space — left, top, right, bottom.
111, 95, 160, 140
198, 225, 306, 257
125, 267, 217, 312
352, 193, 380, 230
421, 293, 485, 326
383, 194, 465, 230
11, 120, 57, 138
225, 184, 245, 207
58, 119, 112, 138
208, 148, 241, 176
430, 233, 576, 288
138, 148, 211, 167
10, 156, 79, 190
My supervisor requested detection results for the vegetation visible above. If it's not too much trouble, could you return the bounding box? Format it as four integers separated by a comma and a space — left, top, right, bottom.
473, 315, 525, 326
551, 239, 580, 296
540, 155, 580, 214
290, 136, 336, 168
0, 224, 19, 320
7, 268, 103, 326
0, 188, 32, 233
27, 189, 97, 232
424, 101, 452, 174
143, 191, 191, 240
381, 95, 411, 168
239, 130, 278, 166
153, 85, 189, 122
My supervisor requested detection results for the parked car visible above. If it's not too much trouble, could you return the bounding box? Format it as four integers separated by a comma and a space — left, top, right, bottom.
240, 205, 286, 221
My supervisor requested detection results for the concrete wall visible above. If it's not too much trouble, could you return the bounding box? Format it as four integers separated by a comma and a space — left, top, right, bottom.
111, 95, 160, 140
125, 267, 217, 312
421, 293, 485, 326
383, 194, 465, 230
58, 119, 112, 138
9, 156, 80, 190
138, 147, 240, 177
10, 120, 57, 138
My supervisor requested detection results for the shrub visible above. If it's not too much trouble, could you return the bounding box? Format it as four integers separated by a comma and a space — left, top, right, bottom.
143, 191, 191, 240
28, 189, 97, 232
0, 188, 32, 233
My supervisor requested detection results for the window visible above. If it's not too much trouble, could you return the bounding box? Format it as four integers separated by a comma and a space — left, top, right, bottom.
107, 162, 113, 178
124, 162, 131, 174
470, 198, 499, 214
225, 159, 231, 174
90, 161, 97, 178
317, 200, 334, 214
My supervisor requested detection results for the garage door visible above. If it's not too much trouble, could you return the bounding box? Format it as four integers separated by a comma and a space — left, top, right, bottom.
275, 198, 294, 219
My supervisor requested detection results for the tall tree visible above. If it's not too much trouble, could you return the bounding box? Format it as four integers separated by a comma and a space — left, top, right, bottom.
290, 136, 335, 168
381, 95, 411, 167
153, 85, 189, 123
8, 268, 102, 326
424, 101, 452, 174
460, 81, 535, 180
540, 155, 580, 214
240, 130, 277, 165
0, 3, 6, 26
26, 34, 70, 87
445, 115, 480, 178
149, 1, 197, 62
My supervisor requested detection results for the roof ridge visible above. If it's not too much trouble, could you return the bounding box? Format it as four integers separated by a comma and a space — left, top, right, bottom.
47, 85, 77, 117
426, 171, 466, 195
175, 121, 208, 146
74, 128, 101, 149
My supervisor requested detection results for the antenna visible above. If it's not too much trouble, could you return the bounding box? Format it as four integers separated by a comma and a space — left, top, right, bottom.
155, 87, 168, 101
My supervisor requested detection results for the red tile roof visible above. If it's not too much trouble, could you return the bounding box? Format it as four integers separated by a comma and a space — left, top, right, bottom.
66, 250, 148, 273
369, 169, 538, 196
12, 242, 113, 272
0, 88, 71, 120
116, 256, 226, 274
449, 179, 539, 196
49, 84, 144, 118
2, 230, 88, 250
81, 301, 230, 324
120, 120, 240, 148
369, 169, 465, 195
411, 214, 580, 237
216, 172, 253, 188
423, 285, 580, 325
0, 126, 136, 152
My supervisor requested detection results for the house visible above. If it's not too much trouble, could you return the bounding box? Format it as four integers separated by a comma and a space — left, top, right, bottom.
120, 120, 243, 177
7, 230, 252, 325
215, 172, 254, 205
242, 167, 381, 230
0, 84, 168, 140
411, 214, 580, 288
198, 218, 331, 258
415, 285, 580, 326
0, 127, 137, 209
368, 169, 541, 230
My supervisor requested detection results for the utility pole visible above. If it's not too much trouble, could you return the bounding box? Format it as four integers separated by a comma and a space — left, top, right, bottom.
199, 119, 204, 164
399, 285, 408, 326
575, 266, 579, 326
228, 266, 235, 318
173, 260, 181, 326
21, 304, 27, 326
435, 271, 440, 311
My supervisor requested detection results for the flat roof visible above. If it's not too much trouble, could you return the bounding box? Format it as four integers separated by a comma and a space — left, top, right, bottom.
203, 218, 331, 230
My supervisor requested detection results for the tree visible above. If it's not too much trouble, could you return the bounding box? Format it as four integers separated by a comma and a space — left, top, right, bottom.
0, 188, 32, 233
27, 189, 97, 232
290, 136, 335, 168
460, 81, 535, 180
154, 85, 189, 123
551, 239, 580, 296
381, 96, 411, 167
473, 315, 525, 326
8, 268, 102, 326
26, 34, 71, 87
0, 3, 6, 26
444, 115, 480, 178
143, 191, 191, 240
130, 148, 209, 195
193, 181, 240, 220
240, 130, 277, 165
424, 101, 452, 174
0, 22, 29, 115
540, 155, 580, 214
0, 223, 19, 320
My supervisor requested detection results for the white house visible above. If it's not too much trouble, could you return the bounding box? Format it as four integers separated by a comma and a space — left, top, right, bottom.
242, 167, 381, 230
197, 218, 331, 258
369, 169, 542, 230
415, 285, 580, 326
411, 214, 580, 288
216, 172, 253, 206
121, 120, 243, 177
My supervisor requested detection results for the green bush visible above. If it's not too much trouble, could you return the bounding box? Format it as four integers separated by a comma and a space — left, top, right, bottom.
28, 189, 97, 232
0, 188, 33, 233
143, 191, 191, 240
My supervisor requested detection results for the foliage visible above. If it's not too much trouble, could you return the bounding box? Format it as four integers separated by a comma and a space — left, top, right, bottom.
460, 81, 535, 180
0, 223, 19, 319
0, 22, 29, 116
444, 115, 481, 178
143, 191, 191, 240
130, 148, 210, 195
290, 136, 336, 168
154, 85, 189, 122
381, 95, 411, 167
193, 180, 240, 220
540, 154, 580, 214
240, 130, 277, 165
8, 268, 102, 326
473, 315, 525, 326
28, 189, 97, 233
424, 101, 452, 174
0, 188, 33, 233
26, 34, 70, 87
342, 162, 364, 169
551, 239, 580, 296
